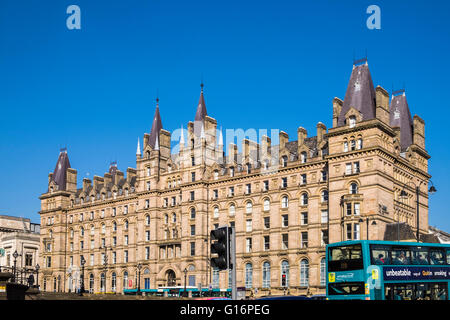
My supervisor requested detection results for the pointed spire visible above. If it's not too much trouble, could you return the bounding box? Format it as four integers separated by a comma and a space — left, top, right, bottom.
136, 137, 141, 156
337, 59, 376, 126
390, 89, 413, 151
180, 125, 185, 145
148, 97, 163, 149
218, 128, 224, 146
52, 148, 71, 190
195, 82, 207, 122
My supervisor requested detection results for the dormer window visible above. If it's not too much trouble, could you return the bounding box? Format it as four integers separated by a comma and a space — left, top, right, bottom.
230, 167, 235, 177
213, 170, 219, 180
349, 116, 356, 128
300, 152, 307, 164
282, 156, 288, 168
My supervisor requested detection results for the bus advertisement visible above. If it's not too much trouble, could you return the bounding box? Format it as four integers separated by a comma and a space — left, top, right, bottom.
326, 240, 450, 300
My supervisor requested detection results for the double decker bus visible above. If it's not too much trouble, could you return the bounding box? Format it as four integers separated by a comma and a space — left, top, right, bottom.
326, 240, 450, 300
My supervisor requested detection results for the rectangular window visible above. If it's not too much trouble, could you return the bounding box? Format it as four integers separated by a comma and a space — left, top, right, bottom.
264, 236, 270, 251
190, 191, 195, 201
145, 247, 150, 260
124, 250, 128, 263
263, 180, 269, 191
328, 244, 363, 272
321, 210, 328, 224
191, 157, 195, 166
124, 235, 128, 245
321, 230, 329, 246
246, 219, 252, 232
213, 189, 218, 199
353, 223, 360, 240
90, 254, 94, 266
80, 241, 84, 250
353, 161, 360, 173
282, 234, 288, 250
301, 212, 308, 225
346, 203, 352, 216
146, 231, 150, 241
124, 205, 128, 215
345, 163, 352, 175
282, 214, 289, 227
190, 225, 195, 236
229, 187, 234, 197
301, 232, 308, 248
245, 184, 251, 194
354, 203, 360, 215
281, 177, 288, 188
191, 172, 196, 182
301, 174, 307, 185
112, 252, 116, 264
190, 242, 195, 256
113, 236, 117, 247
246, 238, 252, 253
346, 224, 352, 240
264, 217, 270, 229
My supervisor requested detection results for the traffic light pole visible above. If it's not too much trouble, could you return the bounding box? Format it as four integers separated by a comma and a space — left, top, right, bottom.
230, 226, 236, 300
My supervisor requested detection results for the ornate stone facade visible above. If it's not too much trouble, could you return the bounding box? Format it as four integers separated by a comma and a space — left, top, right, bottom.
39, 60, 431, 296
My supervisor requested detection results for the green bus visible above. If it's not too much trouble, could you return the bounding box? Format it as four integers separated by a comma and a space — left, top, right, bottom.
326, 240, 450, 300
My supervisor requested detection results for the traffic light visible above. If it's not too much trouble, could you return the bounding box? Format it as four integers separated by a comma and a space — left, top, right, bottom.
281, 274, 286, 287
210, 226, 230, 271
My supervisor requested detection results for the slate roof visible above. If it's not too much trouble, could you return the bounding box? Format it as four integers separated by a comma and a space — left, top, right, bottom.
194, 83, 207, 122
338, 62, 377, 126
390, 91, 413, 151
52, 149, 71, 191
148, 100, 163, 149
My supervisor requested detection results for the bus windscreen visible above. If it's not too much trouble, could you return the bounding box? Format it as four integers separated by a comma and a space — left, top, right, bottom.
328, 244, 363, 272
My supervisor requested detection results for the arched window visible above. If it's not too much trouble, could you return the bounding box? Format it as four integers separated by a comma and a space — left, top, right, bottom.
262, 262, 271, 288
246, 202, 253, 214
89, 274, 94, 293
263, 199, 270, 211
300, 193, 308, 206
320, 258, 326, 286
90, 225, 95, 236
124, 220, 129, 230
101, 224, 106, 234
350, 183, 358, 194
357, 138, 363, 150
300, 259, 309, 287
281, 260, 289, 287
229, 204, 236, 216
245, 263, 253, 289
172, 213, 177, 223
321, 190, 328, 203
100, 273, 106, 292
111, 272, 117, 292
145, 215, 150, 225
112, 221, 117, 232
80, 226, 84, 236
343, 140, 349, 152
281, 196, 289, 208
190, 208, 196, 219
123, 272, 129, 290
213, 206, 219, 218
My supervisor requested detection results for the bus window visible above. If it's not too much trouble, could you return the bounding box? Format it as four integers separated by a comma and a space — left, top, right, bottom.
429, 249, 445, 265
390, 247, 411, 265
447, 249, 450, 265
328, 244, 363, 271
328, 282, 365, 296
370, 245, 390, 265
411, 247, 429, 265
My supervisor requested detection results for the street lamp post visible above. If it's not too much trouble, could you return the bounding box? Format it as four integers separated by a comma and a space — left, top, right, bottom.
35, 264, 40, 289
183, 268, 187, 298
137, 263, 142, 296
12, 250, 19, 283
79, 256, 86, 296
399, 180, 436, 242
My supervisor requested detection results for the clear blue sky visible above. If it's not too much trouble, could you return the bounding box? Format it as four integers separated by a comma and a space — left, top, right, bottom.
0, 0, 449, 232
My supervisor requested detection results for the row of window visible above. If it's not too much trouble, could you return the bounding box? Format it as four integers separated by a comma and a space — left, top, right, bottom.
73, 187, 135, 206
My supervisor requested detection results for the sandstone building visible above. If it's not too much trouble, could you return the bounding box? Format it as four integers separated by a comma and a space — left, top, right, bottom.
38, 59, 432, 296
